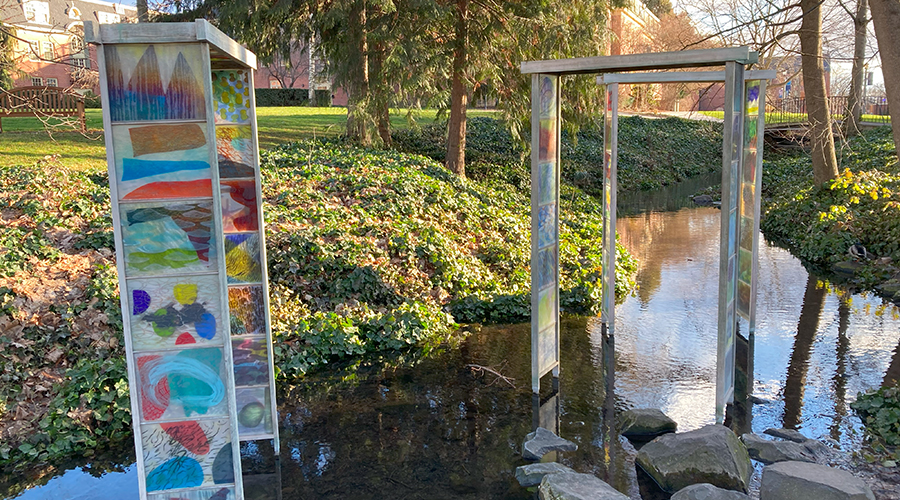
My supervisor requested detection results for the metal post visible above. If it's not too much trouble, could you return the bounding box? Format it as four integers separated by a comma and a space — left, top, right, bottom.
717, 61, 744, 424
601, 83, 618, 340
531, 74, 561, 393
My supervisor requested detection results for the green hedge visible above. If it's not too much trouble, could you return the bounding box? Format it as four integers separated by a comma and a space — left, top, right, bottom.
313, 89, 332, 107
255, 88, 311, 107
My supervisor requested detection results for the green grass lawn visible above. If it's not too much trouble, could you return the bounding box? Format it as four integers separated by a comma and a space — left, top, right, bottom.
699, 110, 891, 125
0, 107, 499, 170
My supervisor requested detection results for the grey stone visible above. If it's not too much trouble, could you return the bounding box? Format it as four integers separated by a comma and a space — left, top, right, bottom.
516, 462, 574, 487
523, 427, 578, 461
620, 408, 677, 439
876, 279, 900, 296
693, 194, 714, 206
539, 471, 629, 500
636, 424, 752, 493
763, 428, 809, 443
760, 461, 875, 500
671, 483, 750, 500
742, 433, 816, 464
833, 261, 863, 276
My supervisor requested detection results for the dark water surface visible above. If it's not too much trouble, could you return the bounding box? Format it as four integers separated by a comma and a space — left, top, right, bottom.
6, 201, 900, 499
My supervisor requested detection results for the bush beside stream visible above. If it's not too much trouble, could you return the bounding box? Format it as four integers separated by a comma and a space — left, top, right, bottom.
761, 127, 900, 289
0, 139, 639, 473
393, 115, 724, 195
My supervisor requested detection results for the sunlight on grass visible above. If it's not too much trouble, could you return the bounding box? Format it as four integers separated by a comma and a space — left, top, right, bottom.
0, 107, 500, 170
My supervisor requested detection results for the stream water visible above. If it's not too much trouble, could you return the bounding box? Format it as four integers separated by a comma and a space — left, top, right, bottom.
6, 183, 900, 500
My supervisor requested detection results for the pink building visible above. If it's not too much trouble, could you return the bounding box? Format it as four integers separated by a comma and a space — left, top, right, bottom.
3, 0, 347, 105
2, 0, 137, 92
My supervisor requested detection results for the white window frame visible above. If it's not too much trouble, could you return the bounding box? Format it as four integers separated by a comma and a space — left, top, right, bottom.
46, 77, 58, 87
23, 1, 50, 24
41, 41, 54, 61
27, 41, 40, 61
97, 11, 121, 24
70, 36, 84, 54
31, 77, 43, 86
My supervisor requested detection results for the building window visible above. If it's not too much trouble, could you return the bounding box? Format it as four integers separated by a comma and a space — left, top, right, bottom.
32, 77, 43, 86
46, 78, 58, 87
41, 41, 54, 60
97, 12, 121, 24
268, 77, 282, 89
70, 36, 84, 54
27, 41, 40, 61
23, 1, 50, 24
74, 58, 90, 69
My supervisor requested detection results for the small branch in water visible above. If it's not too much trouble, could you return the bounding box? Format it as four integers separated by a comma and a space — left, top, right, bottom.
465, 363, 516, 388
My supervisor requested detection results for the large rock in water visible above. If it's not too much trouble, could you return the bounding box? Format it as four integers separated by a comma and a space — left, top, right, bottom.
760, 461, 875, 500
539, 472, 629, 500
763, 428, 809, 443
620, 408, 677, 439
636, 424, 752, 493
523, 427, 578, 461
671, 483, 750, 500
516, 462, 574, 487
741, 433, 816, 464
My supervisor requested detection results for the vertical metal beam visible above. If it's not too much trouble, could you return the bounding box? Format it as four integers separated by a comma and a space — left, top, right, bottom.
531, 74, 561, 394
717, 62, 745, 424
602, 83, 618, 339
531, 74, 541, 394
749, 79, 766, 340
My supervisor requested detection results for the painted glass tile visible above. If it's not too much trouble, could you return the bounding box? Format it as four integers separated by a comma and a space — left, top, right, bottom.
537, 287, 557, 332
148, 487, 235, 500
232, 337, 269, 387
141, 418, 234, 492
539, 75, 557, 119
227, 286, 266, 336
112, 123, 212, 201
127, 275, 224, 350
105, 44, 206, 122
536, 246, 556, 291
224, 233, 262, 284
212, 70, 251, 124
120, 201, 217, 277
136, 347, 229, 421
221, 180, 258, 233
216, 126, 255, 178
235, 386, 274, 436
537, 203, 556, 249
539, 119, 557, 162
538, 162, 556, 205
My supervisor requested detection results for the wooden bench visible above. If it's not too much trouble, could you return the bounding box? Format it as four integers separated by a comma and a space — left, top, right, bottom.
0, 86, 86, 133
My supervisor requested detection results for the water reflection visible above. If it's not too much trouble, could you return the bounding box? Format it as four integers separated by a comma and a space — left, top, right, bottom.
7, 204, 900, 499
782, 275, 827, 430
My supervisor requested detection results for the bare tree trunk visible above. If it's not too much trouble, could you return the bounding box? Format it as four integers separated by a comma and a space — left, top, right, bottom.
369, 39, 392, 147
446, 0, 468, 178
844, 0, 868, 137
799, 0, 839, 185
137, 0, 149, 22
347, 0, 371, 145
869, 0, 900, 155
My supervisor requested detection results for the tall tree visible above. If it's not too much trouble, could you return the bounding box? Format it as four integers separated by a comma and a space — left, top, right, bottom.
799, 0, 839, 184
868, 0, 900, 156
445, 0, 468, 176
843, 0, 869, 137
